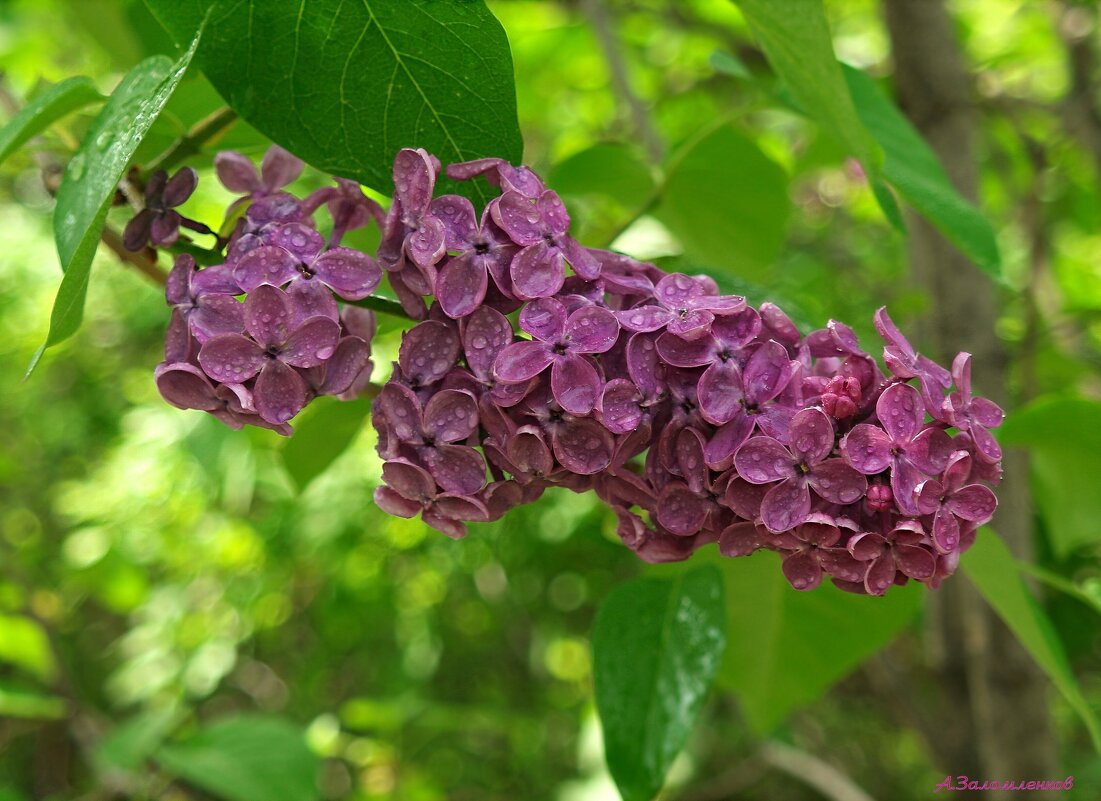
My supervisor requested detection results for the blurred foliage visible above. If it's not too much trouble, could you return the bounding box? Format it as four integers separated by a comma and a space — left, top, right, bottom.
2, 0, 1101, 798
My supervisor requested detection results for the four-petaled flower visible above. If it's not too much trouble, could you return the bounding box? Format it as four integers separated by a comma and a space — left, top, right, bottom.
945, 352, 1004, 464
198, 284, 340, 423
491, 189, 600, 299
770, 513, 866, 591
124, 167, 200, 251
915, 450, 998, 553
735, 408, 869, 533
618, 272, 746, 341
494, 297, 620, 415
430, 194, 519, 317
841, 383, 952, 515
848, 520, 936, 595
374, 459, 489, 540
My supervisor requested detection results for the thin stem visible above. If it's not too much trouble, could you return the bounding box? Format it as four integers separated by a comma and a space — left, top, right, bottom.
100, 227, 167, 285
143, 107, 237, 175
581, 0, 664, 163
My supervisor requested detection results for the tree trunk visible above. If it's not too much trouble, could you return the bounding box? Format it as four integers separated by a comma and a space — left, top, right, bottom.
883, 0, 1057, 784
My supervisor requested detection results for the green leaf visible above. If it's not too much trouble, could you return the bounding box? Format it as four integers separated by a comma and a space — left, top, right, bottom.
97, 707, 182, 774
708, 550, 921, 733
548, 143, 655, 246
655, 124, 789, 280
593, 565, 726, 801
843, 65, 1001, 277
155, 715, 321, 801
0, 614, 57, 681
998, 396, 1101, 558
29, 34, 199, 376
0, 683, 65, 720
709, 50, 752, 81
730, 0, 888, 207
281, 396, 372, 491
962, 529, 1101, 752
144, 0, 522, 200
0, 77, 104, 166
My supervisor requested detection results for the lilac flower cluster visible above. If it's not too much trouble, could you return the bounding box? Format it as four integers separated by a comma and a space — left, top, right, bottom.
369, 149, 1004, 595
139, 143, 1004, 595
151, 146, 381, 433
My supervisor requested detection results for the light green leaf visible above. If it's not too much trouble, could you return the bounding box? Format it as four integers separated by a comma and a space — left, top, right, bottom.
0, 614, 57, 682
155, 715, 321, 801
730, 0, 892, 227
281, 397, 372, 491
0, 683, 65, 720
998, 396, 1101, 558
656, 124, 789, 280
709, 50, 751, 81
0, 77, 103, 166
711, 550, 921, 733
843, 65, 1001, 277
144, 0, 522, 201
29, 32, 199, 376
593, 565, 726, 801
963, 529, 1101, 752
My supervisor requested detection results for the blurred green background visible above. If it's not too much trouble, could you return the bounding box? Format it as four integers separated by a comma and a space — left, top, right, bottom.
2, 0, 1101, 798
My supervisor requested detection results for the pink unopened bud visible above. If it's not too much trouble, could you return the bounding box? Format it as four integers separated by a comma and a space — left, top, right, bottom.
866, 483, 893, 512
822, 376, 862, 419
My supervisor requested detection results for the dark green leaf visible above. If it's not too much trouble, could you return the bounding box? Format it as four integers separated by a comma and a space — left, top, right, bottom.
656, 124, 789, 280
730, 0, 887, 202
843, 65, 1001, 277
144, 0, 522, 200
155, 715, 321, 801
29, 34, 199, 376
593, 565, 726, 801
709, 550, 921, 733
962, 529, 1101, 751
281, 396, 373, 491
0, 77, 103, 166
998, 396, 1101, 557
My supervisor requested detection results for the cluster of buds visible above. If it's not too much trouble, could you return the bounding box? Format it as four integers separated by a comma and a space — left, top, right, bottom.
138, 145, 1004, 595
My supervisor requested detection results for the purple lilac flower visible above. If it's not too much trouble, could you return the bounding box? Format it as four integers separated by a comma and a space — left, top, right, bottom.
124, 167, 202, 251
144, 144, 1006, 596
494, 298, 619, 415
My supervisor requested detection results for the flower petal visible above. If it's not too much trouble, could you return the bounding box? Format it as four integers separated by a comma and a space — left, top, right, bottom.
254, 359, 309, 424
782, 549, 823, 591
841, 424, 892, 474
285, 278, 339, 327
896, 544, 936, 580
123, 209, 153, 251
807, 459, 868, 505
507, 428, 554, 478
198, 334, 265, 383
423, 444, 487, 494
155, 363, 219, 411
655, 331, 715, 368
743, 340, 794, 405
906, 426, 953, 475
381, 458, 436, 502
599, 379, 643, 434
234, 245, 300, 293
519, 297, 567, 341
760, 477, 811, 533
551, 418, 613, 475
948, 484, 997, 523
280, 317, 340, 368
150, 210, 182, 246
242, 283, 292, 347
423, 389, 479, 444
876, 382, 924, 445
263, 223, 324, 263
378, 383, 424, 442
863, 555, 896, 595
435, 253, 488, 318
510, 242, 565, 300
260, 145, 304, 191
493, 190, 545, 245
735, 436, 796, 484
215, 151, 261, 194
319, 336, 371, 396
657, 483, 711, 536
789, 407, 835, 466
190, 294, 245, 343
709, 306, 760, 349
931, 506, 961, 553
562, 236, 600, 280
698, 360, 744, 425
374, 485, 422, 518
891, 456, 927, 516
399, 320, 460, 386
848, 531, 887, 562
462, 306, 513, 381
429, 194, 478, 249
566, 306, 619, 353
626, 333, 664, 397
551, 354, 601, 415
971, 396, 1005, 429
719, 522, 763, 557
312, 249, 382, 300
494, 340, 554, 384
704, 413, 754, 470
